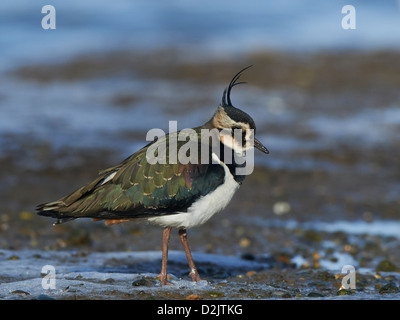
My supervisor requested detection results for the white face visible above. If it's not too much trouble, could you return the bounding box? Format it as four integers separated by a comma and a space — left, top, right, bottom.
211, 106, 267, 155
219, 126, 254, 154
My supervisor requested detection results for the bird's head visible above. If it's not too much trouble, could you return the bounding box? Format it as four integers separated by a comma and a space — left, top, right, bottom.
211, 66, 269, 155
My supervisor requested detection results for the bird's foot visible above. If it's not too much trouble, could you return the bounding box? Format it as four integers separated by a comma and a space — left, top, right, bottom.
157, 274, 173, 286
189, 269, 201, 282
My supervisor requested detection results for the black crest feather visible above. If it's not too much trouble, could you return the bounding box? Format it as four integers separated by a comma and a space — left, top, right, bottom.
222, 65, 253, 107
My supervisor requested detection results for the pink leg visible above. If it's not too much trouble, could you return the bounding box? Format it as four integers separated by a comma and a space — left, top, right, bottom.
179, 228, 201, 282
158, 227, 172, 285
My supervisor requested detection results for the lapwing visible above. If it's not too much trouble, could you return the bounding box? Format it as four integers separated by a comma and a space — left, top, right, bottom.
36, 66, 269, 285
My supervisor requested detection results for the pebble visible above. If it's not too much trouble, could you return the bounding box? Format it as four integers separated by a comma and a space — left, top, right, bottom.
186, 294, 202, 300
272, 202, 291, 215
379, 281, 400, 294
207, 291, 225, 298
246, 271, 257, 277
11, 290, 30, 296
272, 291, 289, 298
132, 278, 157, 287
337, 289, 354, 296
307, 292, 325, 297
376, 259, 400, 272
239, 237, 250, 248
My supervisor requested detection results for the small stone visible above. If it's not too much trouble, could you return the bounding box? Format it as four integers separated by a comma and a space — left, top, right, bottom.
103, 278, 115, 284
277, 254, 291, 264
186, 294, 202, 300
272, 291, 287, 297
239, 237, 251, 248
132, 278, 157, 287
207, 291, 225, 298
273, 202, 291, 215
7, 255, 20, 260
12, 290, 30, 296
312, 252, 320, 260
379, 281, 400, 294
337, 289, 353, 296
307, 292, 325, 297
246, 271, 257, 277
376, 259, 400, 272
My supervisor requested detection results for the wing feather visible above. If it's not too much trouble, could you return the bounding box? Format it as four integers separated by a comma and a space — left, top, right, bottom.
37, 129, 226, 222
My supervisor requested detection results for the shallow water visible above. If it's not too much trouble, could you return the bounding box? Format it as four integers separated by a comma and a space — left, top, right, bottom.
1, 0, 400, 71
1, 248, 400, 300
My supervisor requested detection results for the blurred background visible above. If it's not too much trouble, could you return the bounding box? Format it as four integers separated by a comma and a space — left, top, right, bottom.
1, 0, 400, 276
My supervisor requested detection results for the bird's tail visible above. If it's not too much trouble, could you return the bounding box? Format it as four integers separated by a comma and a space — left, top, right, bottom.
36, 201, 77, 225
35, 168, 113, 225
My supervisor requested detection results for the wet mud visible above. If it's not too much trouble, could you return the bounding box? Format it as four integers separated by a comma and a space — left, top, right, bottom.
1, 49, 400, 299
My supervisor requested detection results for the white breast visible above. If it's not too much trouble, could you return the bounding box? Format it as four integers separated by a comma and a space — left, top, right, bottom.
146, 153, 240, 229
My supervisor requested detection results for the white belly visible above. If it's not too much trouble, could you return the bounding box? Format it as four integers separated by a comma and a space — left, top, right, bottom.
147, 154, 240, 229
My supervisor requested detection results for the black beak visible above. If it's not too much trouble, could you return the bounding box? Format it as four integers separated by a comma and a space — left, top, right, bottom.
254, 137, 269, 154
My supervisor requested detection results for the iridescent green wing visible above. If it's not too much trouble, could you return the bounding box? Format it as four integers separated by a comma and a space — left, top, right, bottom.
40, 139, 152, 217
57, 129, 225, 219
96, 129, 225, 217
